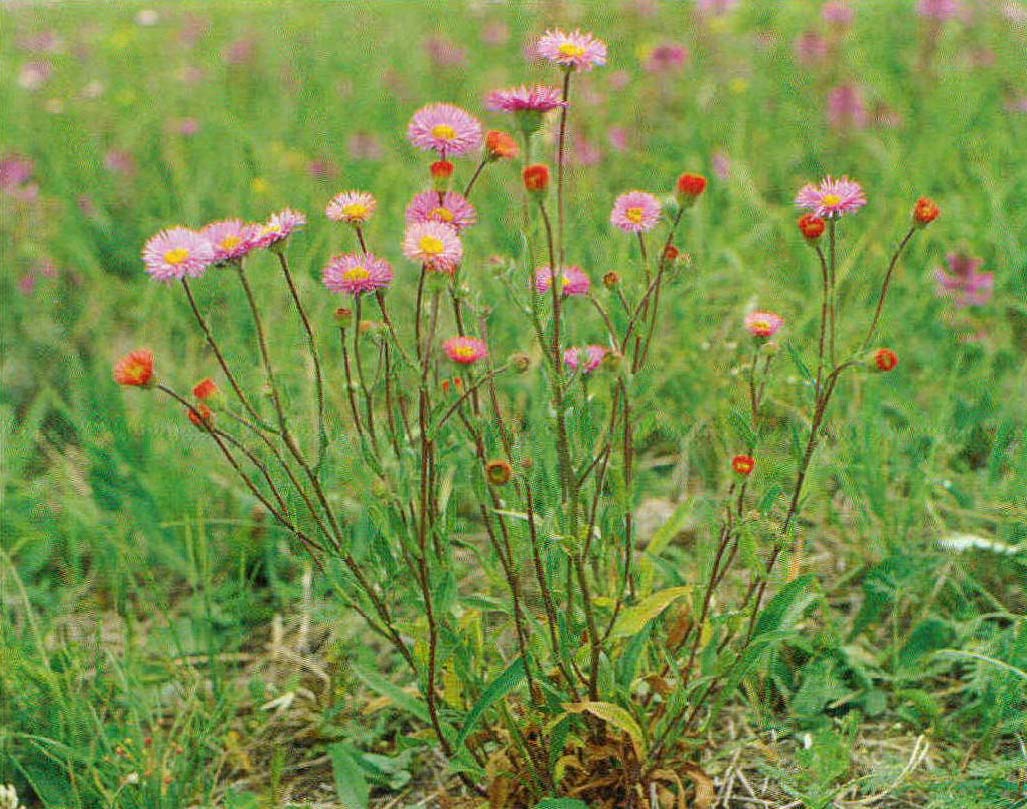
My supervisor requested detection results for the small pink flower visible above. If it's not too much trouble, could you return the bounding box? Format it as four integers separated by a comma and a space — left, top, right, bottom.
795, 175, 867, 218
406, 191, 477, 232
827, 84, 868, 130
744, 311, 785, 338
142, 227, 214, 282
347, 132, 383, 161
610, 191, 663, 233
408, 103, 483, 157
443, 336, 488, 365
202, 219, 260, 263
917, 0, 962, 20
533, 29, 607, 72
644, 43, 689, 73
564, 345, 608, 373
403, 221, 463, 273
571, 131, 602, 166
794, 31, 829, 66
326, 191, 377, 224
608, 126, 630, 152
822, 1, 855, 26
175, 117, 201, 136
713, 150, 731, 180
323, 252, 393, 296
253, 209, 306, 249
424, 35, 467, 67
0, 154, 34, 196
697, 0, 739, 15
482, 21, 510, 46
18, 60, 53, 91
486, 84, 566, 113
534, 266, 591, 297
934, 253, 993, 308
104, 149, 137, 177
608, 70, 631, 90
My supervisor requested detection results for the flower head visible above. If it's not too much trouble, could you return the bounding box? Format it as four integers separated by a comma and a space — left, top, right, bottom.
443, 336, 488, 365
873, 348, 899, 372
523, 164, 551, 195
745, 311, 784, 338
253, 209, 306, 249
534, 29, 607, 71
187, 402, 214, 428
486, 459, 513, 485
798, 213, 826, 240
822, 1, 855, 26
732, 454, 756, 476
564, 344, 609, 373
795, 175, 866, 218
934, 253, 993, 308
486, 84, 566, 113
676, 172, 707, 203
913, 196, 940, 226
534, 266, 591, 297
485, 130, 520, 160
917, 0, 962, 20
323, 252, 394, 296
406, 190, 477, 232
114, 349, 155, 387
326, 190, 377, 225
142, 227, 214, 281
408, 103, 483, 157
201, 219, 259, 263
403, 221, 463, 273
193, 378, 219, 400
645, 43, 689, 73
610, 191, 663, 233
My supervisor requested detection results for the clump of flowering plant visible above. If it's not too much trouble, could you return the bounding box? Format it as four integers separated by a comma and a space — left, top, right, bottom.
116, 28, 939, 807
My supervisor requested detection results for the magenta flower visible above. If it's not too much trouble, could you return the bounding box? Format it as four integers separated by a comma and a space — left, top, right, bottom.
201, 219, 260, 263
403, 221, 463, 273
822, 1, 855, 25
142, 227, 214, 282
610, 191, 663, 233
534, 266, 591, 297
934, 253, 994, 308
917, 0, 962, 20
794, 31, 829, 65
443, 336, 488, 365
533, 29, 607, 72
407, 103, 483, 157
326, 191, 377, 225
713, 149, 732, 180
406, 191, 477, 232
744, 311, 785, 338
0, 154, 36, 199
697, 0, 739, 15
795, 176, 867, 218
564, 344, 608, 373
827, 84, 868, 130
486, 84, 566, 113
644, 43, 689, 73
323, 252, 394, 296
424, 35, 467, 68
253, 209, 306, 249
608, 126, 630, 152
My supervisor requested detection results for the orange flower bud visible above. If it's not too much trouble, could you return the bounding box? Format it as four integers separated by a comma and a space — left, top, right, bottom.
913, 197, 939, 226
798, 213, 826, 240
114, 349, 154, 387
485, 129, 519, 160
731, 454, 756, 476
523, 163, 550, 195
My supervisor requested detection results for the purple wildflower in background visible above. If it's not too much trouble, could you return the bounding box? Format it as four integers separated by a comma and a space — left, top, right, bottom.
934, 253, 994, 307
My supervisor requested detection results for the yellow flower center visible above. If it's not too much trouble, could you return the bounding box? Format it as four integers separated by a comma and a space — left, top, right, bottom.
626, 207, 644, 223
343, 266, 370, 282
430, 206, 455, 222
454, 346, 476, 360
558, 42, 586, 58
342, 202, 368, 220
753, 319, 771, 331
164, 247, 190, 265
560, 274, 571, 290
822, 193, 842, 206
431, 124, 457, 141
420, 235, 445, 255
219, 235, 241, 250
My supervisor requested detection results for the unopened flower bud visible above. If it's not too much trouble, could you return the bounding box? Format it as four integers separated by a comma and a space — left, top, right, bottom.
913, 196, 939, 227
485, 459, 513, 486
187, 403, 214, 429
430, 160, 454, 191
731, 454, 755, 476
510, 351, 531, 373
870, 347, 899, 372
485, 129, 519, 161
603, 271, 620, 288
675, 172, 707, 205
523, 163, 550, 196
662, 244, 680, 263
798, 213, 826, 241
334, 306, 353, 328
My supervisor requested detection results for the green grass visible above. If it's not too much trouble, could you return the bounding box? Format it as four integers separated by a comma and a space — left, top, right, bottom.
2, 1, 1025, 806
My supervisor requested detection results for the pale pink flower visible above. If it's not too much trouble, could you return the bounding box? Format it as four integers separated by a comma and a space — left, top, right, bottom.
425, 35, 467, 67
308, 159, 339, 180
482, 21, 510, 46
201, 219, 260, 263
533, 29, 607, 72
142, 227, 214, 282
697, 0, 739, 15
18, 61, 53, 91
403, 221, 463, 273
610, 191, 663, 233
347, 132, 383, 161
223, 37, 257, 65
608, 127, 630, 152
253, 209, 306, 249
794, 31, 829, 66
564, 345, 608, 373
326, 191, 377, 225
0, 155, 34, 195
407, 103, 483, 157
713, 150, 732, 180
608, 70, 631, 90
534, 266, 591, 297
443, 336, 488, 365
822, 1, 855, 25
745, 311, 784, 338
486, 84, 566, 113
323, 252, 393, 296
18, 30, 63, 54
645, 43, 689, 73
571, 131, 602, 166
175, 117, 201, 136
934, 253, 993, 308
104, 149, 137, 177
795, 175, 867, 218
917, 0, 962, 20
827, 84, 868, 130
406, 191, 477, 232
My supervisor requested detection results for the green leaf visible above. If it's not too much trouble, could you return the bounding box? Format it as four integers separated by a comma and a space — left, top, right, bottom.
898, 619, 955, 673
564, 701, 646, 759
609, 586, 692, 640
644, 498, 694, 558
754, 574, 819, 637
329, 743, 370, 809
534, 800, 591, 809
455, 656, 526, 749
352, 666, 430, 724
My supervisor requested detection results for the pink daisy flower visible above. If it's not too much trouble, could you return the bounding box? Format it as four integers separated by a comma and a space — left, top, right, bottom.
744, 311, 785, 338
403, 220, 463, 273
486, 84, 566, 113
534, 29, 607, 72
610, 191, 663, 233
326, 190, 377, 224
407, 103, 483, 157
201, 219, 260, 263
934, 253, 993, 308
795, 176, 867, 218
564, 344, 608, 373
405, 191, 477, 232
534, 266, 591, 297
323, 252, 393, 296
253, 209, 306, 249
443, 336, 488, 365
142, 227, 214, 282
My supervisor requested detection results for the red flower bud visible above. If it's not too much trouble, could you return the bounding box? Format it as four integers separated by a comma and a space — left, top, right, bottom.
798, 213, 826, 240
192, 377, 218, 400
485, 129, 519, 160
913, 197, 940, 226
873, 348, 899, 372
523, 163, 550, 194
663, 244, 680, 263
187, 403, 213, 428
430, 160, 454, 179
676, 172, 707, 201
731, 454, 756, 476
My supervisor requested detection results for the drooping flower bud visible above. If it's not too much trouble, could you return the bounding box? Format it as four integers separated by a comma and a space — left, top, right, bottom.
523, 163, 550, 197
485, 129, 519, 161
